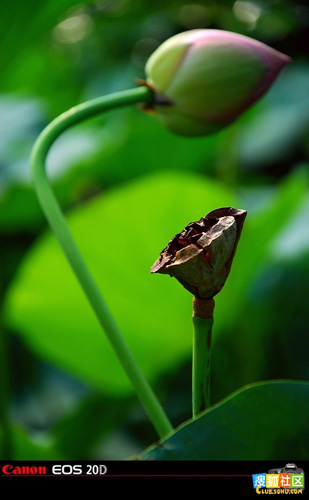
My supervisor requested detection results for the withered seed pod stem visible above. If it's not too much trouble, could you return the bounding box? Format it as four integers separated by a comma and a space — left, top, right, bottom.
151, 207, 246, 418
192, 297, 215, 417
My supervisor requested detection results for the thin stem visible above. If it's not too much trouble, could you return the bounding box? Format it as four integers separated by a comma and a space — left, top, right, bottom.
192, 298, 214, 418
30, 86, 173, 438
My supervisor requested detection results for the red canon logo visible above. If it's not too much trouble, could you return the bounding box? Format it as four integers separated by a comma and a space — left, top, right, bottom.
2, 464, 47, 475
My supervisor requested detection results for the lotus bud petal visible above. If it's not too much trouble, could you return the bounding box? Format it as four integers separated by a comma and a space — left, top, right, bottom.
144, 30, 291, 136
151, 207, 247, 299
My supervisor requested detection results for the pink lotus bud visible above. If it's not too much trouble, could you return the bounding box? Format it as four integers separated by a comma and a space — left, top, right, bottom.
144, 30, 291, 136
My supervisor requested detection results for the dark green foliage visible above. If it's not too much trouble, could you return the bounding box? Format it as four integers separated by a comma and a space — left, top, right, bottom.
140, 382, 309, 460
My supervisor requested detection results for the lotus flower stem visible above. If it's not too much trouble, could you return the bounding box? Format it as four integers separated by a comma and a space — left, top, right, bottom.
192, 297, 215, 418
30, 86, 173, 439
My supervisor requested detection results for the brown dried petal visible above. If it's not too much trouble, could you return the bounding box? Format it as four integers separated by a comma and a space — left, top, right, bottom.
151, 207, 247, 299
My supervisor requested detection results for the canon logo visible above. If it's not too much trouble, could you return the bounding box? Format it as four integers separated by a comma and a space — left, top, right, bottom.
2, 464, 47, 475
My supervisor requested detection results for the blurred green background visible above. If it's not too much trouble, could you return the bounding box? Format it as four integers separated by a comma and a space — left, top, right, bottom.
0, 0, 308, 460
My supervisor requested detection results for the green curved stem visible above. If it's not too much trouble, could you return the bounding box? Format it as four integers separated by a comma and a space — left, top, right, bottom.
192, 314, 213, 418
30, 86, 173, 438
